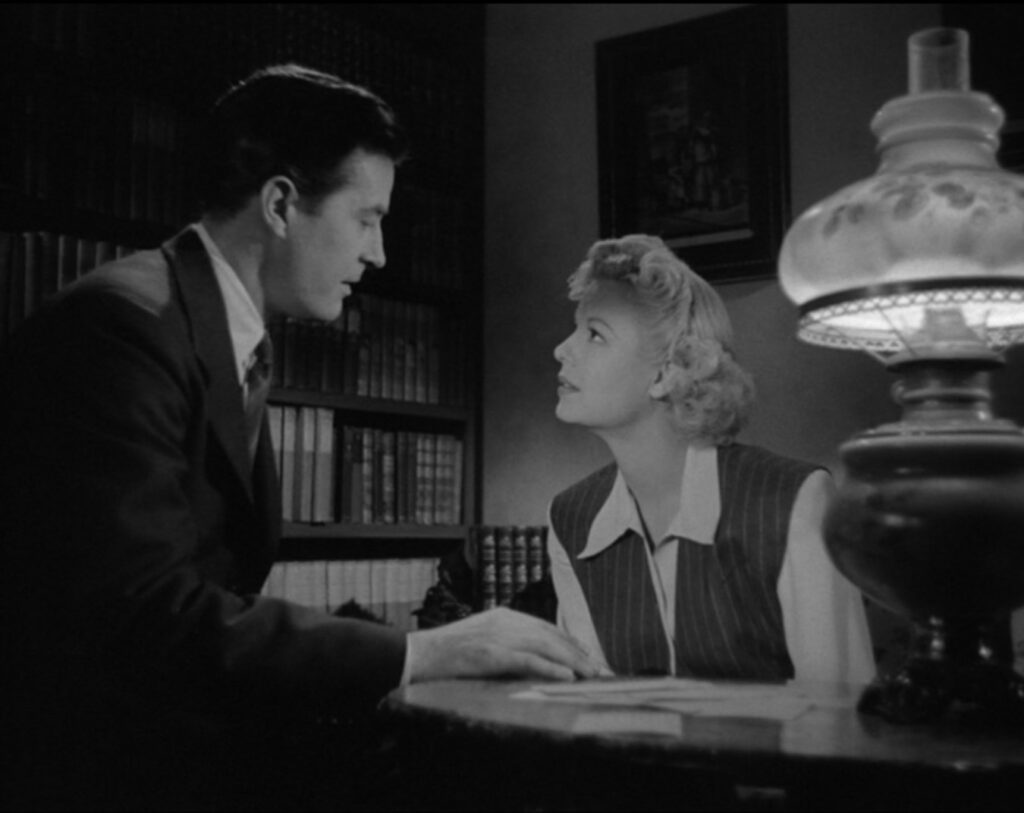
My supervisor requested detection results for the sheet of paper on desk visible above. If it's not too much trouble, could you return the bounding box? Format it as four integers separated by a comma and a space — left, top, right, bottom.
648, 695, 811, 721
526, 677, 715, 695
512, 677, 852, 722
510, 677, 714, 706
571, 709, 684, 737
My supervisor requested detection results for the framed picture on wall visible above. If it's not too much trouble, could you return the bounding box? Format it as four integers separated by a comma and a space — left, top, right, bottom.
596, 5, 789, 283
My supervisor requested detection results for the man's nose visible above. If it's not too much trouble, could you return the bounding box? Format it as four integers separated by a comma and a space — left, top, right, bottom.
364, 227, 386, 269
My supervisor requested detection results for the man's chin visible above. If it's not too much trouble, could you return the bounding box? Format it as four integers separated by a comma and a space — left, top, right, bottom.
324, 300, 345, 322
300, 299, 344, 324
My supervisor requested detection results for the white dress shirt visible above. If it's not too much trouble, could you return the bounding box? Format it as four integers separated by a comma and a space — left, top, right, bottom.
548, 444, 876, 686
193, 222, 266, 387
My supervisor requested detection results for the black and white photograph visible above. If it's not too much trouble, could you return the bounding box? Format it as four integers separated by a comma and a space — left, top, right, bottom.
1, 4, 1023, 812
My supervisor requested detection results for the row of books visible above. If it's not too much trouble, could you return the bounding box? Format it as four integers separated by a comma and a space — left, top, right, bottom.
387, 184, 474, 292
0, 231, 473, 410
2, 86, 473, 290
468, 526, 551, 610
12, 4, 479, 183
260, 557, 439, 634
4, 83, 187, 227
268, 295, 470, 406
0, 230, 135, 341
5, 75, 476, 287
16, 4, 477, 119
295, 5, 480, 170
269, 405, 463, 526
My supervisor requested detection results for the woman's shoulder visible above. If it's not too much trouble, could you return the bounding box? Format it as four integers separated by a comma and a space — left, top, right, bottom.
719, 442, 826, 479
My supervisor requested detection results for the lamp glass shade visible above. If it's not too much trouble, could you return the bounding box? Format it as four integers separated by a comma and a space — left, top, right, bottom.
778, 28, 1024, 364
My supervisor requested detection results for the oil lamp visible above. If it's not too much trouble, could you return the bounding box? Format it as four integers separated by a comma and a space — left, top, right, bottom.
778, 28, 1024, 723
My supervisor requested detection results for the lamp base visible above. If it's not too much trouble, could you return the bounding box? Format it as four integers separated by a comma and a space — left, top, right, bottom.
858, 617, 1024, 725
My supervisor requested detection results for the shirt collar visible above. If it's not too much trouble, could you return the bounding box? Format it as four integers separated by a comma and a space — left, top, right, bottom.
579, 444, 720, 559
192, 222, 265, 386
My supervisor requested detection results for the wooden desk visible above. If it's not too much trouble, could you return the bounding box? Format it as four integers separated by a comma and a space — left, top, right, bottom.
378, 679, 1024, 811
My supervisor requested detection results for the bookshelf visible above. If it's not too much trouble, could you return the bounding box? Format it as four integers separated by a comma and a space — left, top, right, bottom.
0, 3, 485, 626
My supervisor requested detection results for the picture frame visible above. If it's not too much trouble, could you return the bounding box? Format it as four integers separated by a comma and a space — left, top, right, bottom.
596, 5, 790, 283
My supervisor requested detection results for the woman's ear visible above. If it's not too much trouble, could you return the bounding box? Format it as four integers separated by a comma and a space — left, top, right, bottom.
649, 362, 681, 400
261, 176, 297, 237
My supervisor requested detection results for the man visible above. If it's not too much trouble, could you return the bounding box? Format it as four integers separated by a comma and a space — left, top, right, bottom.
0, 65, 595, 810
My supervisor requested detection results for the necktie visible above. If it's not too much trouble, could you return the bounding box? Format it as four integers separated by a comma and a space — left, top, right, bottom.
244, 332, 273, 462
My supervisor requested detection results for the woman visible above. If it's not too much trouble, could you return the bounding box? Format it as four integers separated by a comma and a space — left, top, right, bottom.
548, 233, 875, 684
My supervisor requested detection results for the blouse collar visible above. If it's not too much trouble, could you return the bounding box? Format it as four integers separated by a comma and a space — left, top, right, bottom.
579, 444, 720, 558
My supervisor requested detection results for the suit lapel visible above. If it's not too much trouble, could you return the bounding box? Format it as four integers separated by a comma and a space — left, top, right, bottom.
162, 228, 255, 505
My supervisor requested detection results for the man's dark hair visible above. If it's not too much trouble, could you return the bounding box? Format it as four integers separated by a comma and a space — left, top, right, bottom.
197, 64, 408, 217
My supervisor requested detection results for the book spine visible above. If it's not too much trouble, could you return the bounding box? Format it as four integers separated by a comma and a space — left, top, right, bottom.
344, 296, 362, 396
296, 406, 316, 522
495, 526, 513, 607
527, 526, 546, 584
337, 424, 354, 524
381, 430, 396, 524
350, 427, 364, 524
313, 407, 335, 523
361, 426, 375, 524
452, 436, 463, 525
512, 526, 528, 598
478, 526, 497, 611
393, 301, 407, 402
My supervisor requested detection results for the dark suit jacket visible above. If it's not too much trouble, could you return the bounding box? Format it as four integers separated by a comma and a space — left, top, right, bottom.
0, 229, 406, 808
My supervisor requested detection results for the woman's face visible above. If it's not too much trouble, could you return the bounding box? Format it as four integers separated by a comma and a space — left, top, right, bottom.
553, 282, 664, 432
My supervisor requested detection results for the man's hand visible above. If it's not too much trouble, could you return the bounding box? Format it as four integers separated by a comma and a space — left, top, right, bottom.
406, 607, 602, 683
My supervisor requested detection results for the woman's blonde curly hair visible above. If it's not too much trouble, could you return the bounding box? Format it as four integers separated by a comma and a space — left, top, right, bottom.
567, 234, 754, 445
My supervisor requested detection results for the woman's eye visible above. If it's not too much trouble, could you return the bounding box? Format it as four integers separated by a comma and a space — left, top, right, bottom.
588, 329, 604, 342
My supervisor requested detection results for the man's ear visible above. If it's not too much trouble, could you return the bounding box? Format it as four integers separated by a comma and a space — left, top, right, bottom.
261, 176, 297, 237
649, 362, 680, 399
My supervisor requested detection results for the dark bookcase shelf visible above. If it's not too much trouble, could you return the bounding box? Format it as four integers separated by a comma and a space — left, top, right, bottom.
0, 188, 179, 247
271, 388, 471, 425
284, 522, 468, 540
279, 524, 467, 563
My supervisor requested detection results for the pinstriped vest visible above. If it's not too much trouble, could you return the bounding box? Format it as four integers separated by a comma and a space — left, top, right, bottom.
550, 444, 819, 680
